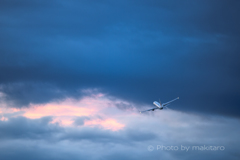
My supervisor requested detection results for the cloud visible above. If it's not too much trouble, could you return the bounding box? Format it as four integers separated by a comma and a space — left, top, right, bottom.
0, 92, 239, 159
0, 0, 240, 117
0, 116, 62, 140
0, 91, 127, 131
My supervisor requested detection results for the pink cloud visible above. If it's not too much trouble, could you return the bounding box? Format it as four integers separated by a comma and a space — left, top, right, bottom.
0, 116, 8, 121
0, 92, 129, 131
84, 118, 125, 131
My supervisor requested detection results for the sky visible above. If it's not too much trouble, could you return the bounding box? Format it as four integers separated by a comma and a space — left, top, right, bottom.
0, 0, 240, 159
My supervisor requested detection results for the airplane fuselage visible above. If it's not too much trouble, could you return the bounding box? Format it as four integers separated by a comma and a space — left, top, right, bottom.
153, 101, 163, 109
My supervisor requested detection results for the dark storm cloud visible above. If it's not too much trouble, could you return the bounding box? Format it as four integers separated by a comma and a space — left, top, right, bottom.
0, 116, 62, 140
0, 83, 68, 107
0, 116, 158, 143
73, 116, 90, 126
0, 0, 240, 116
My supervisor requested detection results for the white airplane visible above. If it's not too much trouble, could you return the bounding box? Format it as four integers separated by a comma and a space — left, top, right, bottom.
139, 97, 179, 113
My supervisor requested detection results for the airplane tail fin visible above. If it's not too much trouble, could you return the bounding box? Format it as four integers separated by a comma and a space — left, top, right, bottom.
159, 98, 162, 107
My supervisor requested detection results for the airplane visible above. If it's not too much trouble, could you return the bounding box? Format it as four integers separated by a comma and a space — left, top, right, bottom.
139, 97, 179, 113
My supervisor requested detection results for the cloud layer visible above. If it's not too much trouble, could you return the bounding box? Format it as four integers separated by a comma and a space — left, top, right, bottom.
0, 92, 239, 160
0, 0, 240, 116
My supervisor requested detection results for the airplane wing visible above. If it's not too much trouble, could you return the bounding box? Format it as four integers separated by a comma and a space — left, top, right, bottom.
162, 97, 179, 106
139, 107, 158, 113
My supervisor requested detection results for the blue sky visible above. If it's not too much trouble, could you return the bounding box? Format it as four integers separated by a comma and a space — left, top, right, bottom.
0, 0, 240, 159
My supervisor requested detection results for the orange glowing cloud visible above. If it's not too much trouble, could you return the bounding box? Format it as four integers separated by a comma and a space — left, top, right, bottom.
84, 118, 125, 131
23, 103, 93, 119
0, 91, 130, 131
0, 93, 127, 131
49, 117, 75, 126
22, 96, 110, 119
0, 116, 8, 121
